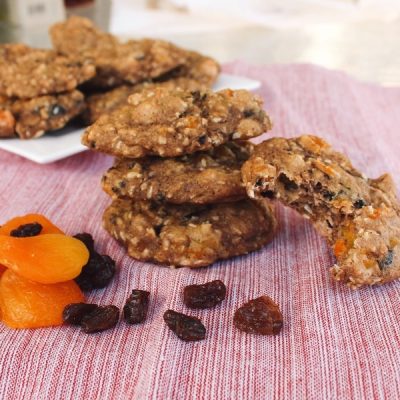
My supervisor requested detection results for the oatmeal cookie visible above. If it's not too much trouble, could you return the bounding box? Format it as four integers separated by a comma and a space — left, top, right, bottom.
157, 50, 220, 86
0, 44, 95, 99
0, 91, 85, 139
82, 87, 271, 158
83, 78, 206, 125
50, 16, 188, 88
103, 198, 276, 268
242, 135, 400, 289
102, 141, 252, 204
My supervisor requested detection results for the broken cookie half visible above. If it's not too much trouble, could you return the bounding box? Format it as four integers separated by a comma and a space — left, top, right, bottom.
242, 135, 400, 289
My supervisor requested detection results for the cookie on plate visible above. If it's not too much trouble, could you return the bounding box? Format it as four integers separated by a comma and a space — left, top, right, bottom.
157, 50, 220, 87
50, 16, 188, 89
0, 90, 85, 139
103, 198, 276, 268
82, 87, 271, 158
0, 44, 95, 99
83, 78, 206, 125
102, 141, 253, 204
242, 135, 400, 289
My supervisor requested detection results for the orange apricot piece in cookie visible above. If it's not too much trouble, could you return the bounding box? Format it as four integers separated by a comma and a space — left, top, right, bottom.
0, 214, 63, 236
0, 269, 84, 328
0, 234, 89, 283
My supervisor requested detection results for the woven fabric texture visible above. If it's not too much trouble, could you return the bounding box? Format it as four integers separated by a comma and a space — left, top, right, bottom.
0, 62, 399, 399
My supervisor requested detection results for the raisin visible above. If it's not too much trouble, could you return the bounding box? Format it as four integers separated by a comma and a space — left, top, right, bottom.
153, 224, 163, 236
75, 253, 116, 291
322, 190, 335, 200
81, 305, 119, 333
163, 310, 206, 342
49, 104, 66, 117
354, 199, 366, 209
243, 109, 255, 118
378, 250, 394, 270
191, 91, 207, 103
261, 190, 274, 199
10, 222, 42, 237
63, 303, 99, 325
278, 173, 298, 191
74, 233, 116, 291
73, 233, 95, 254
255, 178, 264, 187
234, 296, 283, 335
315, 182, 322, 191
183, 280, 226, 309
123, 290, 150, 324
191, 90, 201, 101
198, 135, 207, 145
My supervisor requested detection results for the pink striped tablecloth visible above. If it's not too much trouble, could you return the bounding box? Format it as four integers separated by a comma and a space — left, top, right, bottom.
1, 62, 400, 399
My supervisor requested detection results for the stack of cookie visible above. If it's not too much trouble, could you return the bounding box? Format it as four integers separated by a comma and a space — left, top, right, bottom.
82, 86, 277, 268
50, 16, 220, 125
0, 44, 95, 139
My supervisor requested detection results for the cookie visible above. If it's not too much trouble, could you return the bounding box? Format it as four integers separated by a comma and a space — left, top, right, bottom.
0, 44, 95, 99
179, 51, 220, 86
0, 91, 85, 139
157, 50, 220, 86
50, 16, 187, 89
102, 141, 252, 204
242, 135, 400, 289
83, 78, 206, 125
82, 87, 271, 158
103, 198, 276, 268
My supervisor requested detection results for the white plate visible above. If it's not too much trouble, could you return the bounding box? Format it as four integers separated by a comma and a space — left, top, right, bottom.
0, 73, 262, 164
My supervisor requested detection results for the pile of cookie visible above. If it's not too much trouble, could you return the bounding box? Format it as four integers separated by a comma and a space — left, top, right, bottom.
82, 86, 277, 267
0, 16, 220, 139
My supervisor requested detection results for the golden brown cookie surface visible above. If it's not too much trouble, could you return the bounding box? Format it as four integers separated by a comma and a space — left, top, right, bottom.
83, 78, 206, 125
0, 44, 95, 98
82, 87, 271, 158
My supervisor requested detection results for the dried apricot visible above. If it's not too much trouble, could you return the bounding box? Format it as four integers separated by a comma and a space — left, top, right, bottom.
0, 214, 63, 235
0, 234, 89, 283
0, 264, 6, 276
0, 269, 84, 329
